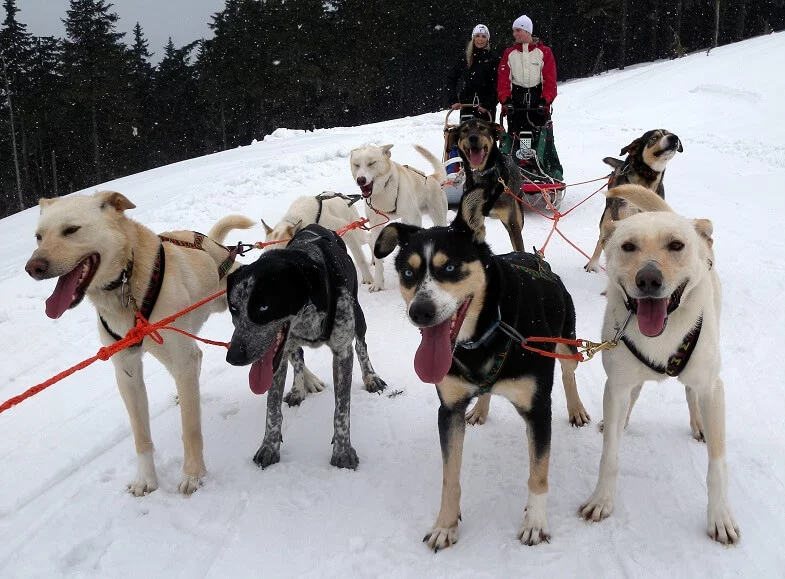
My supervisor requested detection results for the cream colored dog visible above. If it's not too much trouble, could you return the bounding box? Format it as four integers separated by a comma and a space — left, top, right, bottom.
24, 191, 254, 496
350, 144, 448, 292
579, 184, 738, 544
262, 192, 372, 284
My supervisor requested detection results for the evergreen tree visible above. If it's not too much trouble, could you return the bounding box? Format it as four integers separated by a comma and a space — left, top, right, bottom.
128, 22, 154, 172
61, 0, 136, 185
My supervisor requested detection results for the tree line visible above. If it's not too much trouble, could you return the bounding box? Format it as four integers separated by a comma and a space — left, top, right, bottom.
1, 0, 782, 217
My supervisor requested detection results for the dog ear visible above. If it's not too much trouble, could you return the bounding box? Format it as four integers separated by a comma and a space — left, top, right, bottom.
380, 144, 394, 157
97, 191, 136, 212
261, 219, 273, 235
620, 137, 643, 157
603, 157, 624, 170
288, 219, 303, 236
455, 187, 487, 244
373, 223, 420, 258
38, 197, 58, 210
693, 218, 713, 247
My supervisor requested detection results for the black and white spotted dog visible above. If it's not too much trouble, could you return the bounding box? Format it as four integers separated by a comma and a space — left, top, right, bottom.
226, 224, 387, 469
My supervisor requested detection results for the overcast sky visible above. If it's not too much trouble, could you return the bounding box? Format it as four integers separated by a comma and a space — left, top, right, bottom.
18, 0, 226, 62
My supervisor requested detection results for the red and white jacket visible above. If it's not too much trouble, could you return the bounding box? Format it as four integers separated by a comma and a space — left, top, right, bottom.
497, 40, 557, 105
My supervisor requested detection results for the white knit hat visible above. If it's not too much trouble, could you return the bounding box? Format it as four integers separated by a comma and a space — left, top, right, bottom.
472, 24, 490, 39
512, 15, 533, 34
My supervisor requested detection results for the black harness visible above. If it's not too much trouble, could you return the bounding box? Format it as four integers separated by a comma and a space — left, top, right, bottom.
313, 192, 362, 224
620, 317, 703, 377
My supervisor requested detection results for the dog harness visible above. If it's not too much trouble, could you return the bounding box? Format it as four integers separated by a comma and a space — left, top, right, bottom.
620, 316, 703, 377
313, 192, 362, 224
99, 232, 238, 345
453, 254, 561, 393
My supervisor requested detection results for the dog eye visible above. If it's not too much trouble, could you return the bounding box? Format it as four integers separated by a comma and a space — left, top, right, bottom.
63, 226, 81, 236
621, 242, 637, 252
368, 161, 376, 166
668, 240, 685, 251
444, 264, 456, 273
259, 305, 269, 312
403, 269, 414, 278
35, 233, 42, 241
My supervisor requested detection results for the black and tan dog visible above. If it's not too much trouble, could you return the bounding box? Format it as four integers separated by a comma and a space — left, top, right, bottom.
225, 224, 387, 470
374, 187, 588, 550
456, 118, 526, 252
584, 129, 683, 273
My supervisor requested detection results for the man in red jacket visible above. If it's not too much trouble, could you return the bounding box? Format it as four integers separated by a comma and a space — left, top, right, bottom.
497, 15, 563, 180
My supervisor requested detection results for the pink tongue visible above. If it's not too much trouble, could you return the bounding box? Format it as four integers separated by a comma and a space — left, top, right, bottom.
469, 149, 485, 167
414, 318, 453, 384
637, 298, 668, 337
45, 267, 83, 319
248, 343, 277, 395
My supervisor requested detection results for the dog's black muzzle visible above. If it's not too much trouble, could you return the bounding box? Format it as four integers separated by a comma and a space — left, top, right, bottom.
226, 340, 251, 366
409, 298, 437, 327
635, 263, 664, 297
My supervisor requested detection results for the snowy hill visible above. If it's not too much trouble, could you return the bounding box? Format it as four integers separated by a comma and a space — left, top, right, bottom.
1, 32, 784, 577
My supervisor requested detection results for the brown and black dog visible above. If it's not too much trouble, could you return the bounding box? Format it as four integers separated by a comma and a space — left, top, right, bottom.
456, 118, 526, 253
584, 130, 683, 273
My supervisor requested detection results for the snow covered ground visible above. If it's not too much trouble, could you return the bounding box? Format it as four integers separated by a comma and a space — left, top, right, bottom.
1, 33, 784, 578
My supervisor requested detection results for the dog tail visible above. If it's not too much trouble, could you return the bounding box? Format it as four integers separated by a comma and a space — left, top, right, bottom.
413, 144, 447, 184
208, 215, 256, 244
606, 184, 673, 213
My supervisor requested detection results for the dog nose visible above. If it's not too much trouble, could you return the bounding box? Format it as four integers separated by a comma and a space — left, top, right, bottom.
635, 263, 663, 294
356, 176, 366, 186
468, 134, 479, 146
25, 257, 49, 279
409, 300, 436, 326
226, 341, 247, 366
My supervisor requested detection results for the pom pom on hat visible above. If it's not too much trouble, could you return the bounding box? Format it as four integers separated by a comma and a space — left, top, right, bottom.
512, 15, 533, 34
472, 24, 490, 39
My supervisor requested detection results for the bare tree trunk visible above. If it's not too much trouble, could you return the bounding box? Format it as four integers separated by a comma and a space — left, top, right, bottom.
1, 55, 24, 211
591, 47, 606, 76
649, 1, 660, 60
619, 0, 628, 69
708, 0, 721, 54
52, 150, 59, 197
91, 102, 101, 184
735, 0, 748, 41
671, 0, 684, 58
220, 100, 227, 151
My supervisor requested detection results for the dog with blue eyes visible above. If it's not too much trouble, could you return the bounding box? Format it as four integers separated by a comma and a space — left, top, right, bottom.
373, 187, 588, 550
225, 224, 386, 470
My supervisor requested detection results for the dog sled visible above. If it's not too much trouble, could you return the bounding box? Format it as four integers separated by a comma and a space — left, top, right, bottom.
441, 108, 566, 211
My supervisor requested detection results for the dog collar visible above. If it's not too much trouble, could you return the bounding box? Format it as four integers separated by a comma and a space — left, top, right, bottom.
620, 314, 703, 377
103, 251, 134, 291
631, 158, 659, 182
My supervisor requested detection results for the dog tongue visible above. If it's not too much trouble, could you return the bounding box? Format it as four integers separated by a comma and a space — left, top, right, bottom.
414, 318, 453, 384
44, 267, 82, 319
248, 345, 277, 395
636, 298, 668, 337
469, 149, 485, 168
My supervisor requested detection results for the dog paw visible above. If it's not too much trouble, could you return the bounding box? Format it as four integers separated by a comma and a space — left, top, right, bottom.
708, 503, 740, 545
284, 389, 307, 407
127, 476, 158, 497
423, 525, 458, 552
361, 276, 373, 285
253, 445, 280, 469
568, 405, 591, 427
584, 261, 601, 273
518, 514, 551, 546
330, 446, 359, 470
303, 372, 326, 394
465, 397, 490, 425
579, 490, 614, 522
177, 474, 203, 495
363, 373, 387, 393
368, 282, 385, 292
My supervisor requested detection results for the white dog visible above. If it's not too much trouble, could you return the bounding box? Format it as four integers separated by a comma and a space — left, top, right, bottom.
579, 184, 739, 544
262, 192, 372, 284
350, 144, 447, 291
25, 191, 254, 495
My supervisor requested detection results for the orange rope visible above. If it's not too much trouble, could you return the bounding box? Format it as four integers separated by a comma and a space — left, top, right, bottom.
1, 212, 392, 415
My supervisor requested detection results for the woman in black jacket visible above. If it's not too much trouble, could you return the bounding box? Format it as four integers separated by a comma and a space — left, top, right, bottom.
445, 24, 500, 122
